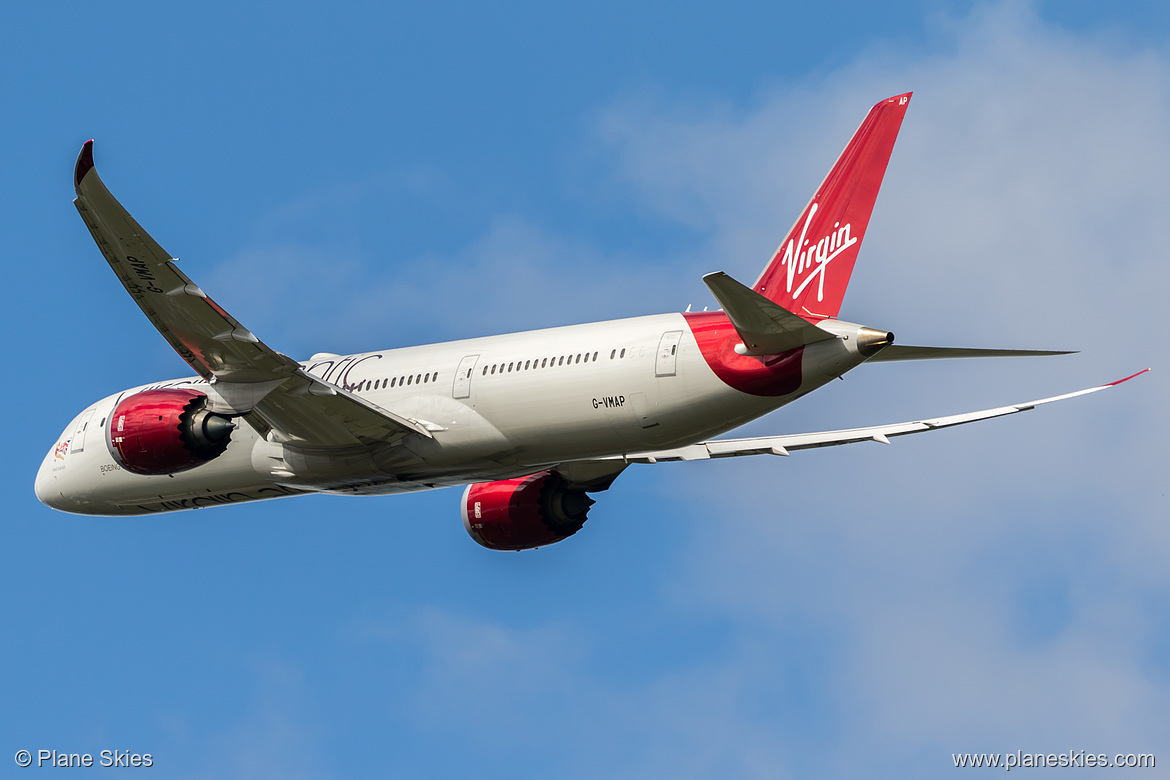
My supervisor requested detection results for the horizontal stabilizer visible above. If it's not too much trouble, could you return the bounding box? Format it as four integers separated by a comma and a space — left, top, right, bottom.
867, 345, 1075, 362
702, 271, 835, 355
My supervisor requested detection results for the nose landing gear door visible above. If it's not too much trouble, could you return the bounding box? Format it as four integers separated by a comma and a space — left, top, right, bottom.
452, 355, 479, 399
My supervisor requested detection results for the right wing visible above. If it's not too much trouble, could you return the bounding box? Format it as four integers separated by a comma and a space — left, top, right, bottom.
74, 141, 433, 448
580, 370, 1148, 464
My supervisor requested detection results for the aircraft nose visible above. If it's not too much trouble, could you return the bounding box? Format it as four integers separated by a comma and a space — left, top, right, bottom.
34, 449, 88, 513
34, 454, 64, 510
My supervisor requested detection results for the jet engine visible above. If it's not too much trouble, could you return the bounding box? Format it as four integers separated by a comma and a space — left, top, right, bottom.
108, 389, 235, 475
461, 471, 594, 551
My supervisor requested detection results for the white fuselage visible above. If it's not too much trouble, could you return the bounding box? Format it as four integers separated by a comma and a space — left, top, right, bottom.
35, 312, 874, 515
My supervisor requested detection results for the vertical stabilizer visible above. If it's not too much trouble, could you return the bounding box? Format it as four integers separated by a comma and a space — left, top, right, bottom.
753, 93, 911, 320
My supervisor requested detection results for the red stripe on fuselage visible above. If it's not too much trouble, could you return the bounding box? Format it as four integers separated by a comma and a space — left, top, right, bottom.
683, 311, 803, 397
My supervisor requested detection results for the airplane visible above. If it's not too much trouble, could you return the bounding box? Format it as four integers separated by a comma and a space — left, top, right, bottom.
35, 92, 1147, 550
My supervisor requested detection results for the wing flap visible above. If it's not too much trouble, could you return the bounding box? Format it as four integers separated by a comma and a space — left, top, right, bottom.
255, 370, 431, 447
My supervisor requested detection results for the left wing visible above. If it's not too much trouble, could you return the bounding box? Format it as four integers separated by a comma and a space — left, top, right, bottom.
575, 370, 1148, 465
73, 140, 433, 446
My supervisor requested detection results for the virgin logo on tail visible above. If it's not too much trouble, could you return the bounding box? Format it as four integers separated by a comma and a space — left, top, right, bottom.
779, 202, 857, 302
755, 93, 910, 320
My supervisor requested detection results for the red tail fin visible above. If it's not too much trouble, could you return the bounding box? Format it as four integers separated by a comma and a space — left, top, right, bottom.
753, 93, 911, 320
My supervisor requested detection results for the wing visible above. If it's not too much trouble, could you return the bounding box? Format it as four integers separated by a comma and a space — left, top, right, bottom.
575, 370, 1148, 465
73, 141, 432, 446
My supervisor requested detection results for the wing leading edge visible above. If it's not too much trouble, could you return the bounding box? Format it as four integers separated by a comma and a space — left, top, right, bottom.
73, 141, 432, 447
570, 370, 1149, 465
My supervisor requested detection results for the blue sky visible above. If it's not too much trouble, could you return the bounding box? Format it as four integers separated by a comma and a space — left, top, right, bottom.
3, 1, 1168, 777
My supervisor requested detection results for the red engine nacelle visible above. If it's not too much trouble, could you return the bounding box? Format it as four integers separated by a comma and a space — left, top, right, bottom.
461, 471, 595, 551
108, 389, 235, 475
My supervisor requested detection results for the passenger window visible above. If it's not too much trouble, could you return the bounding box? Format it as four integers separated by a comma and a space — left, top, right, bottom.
610, 349, 615, 359
433, 372, 438, 382
391, 378, 397, 387
592, 351, 598, 361
407, 375, 413, 385
671, 345, 676, 355
423, 373, 429, 383
575, 354, 581, 363
620, 349, 626, 358
491, 365, 496, 374
482, 367, 487, 376
558, 356, 564, 366
416, 374, 422, 384
524, 360, 530, 370
541, 358, 547, 368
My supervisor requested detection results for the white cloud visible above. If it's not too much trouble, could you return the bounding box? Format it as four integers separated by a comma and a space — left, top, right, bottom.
602, 3, 1170, 774
180, 656, 331, 780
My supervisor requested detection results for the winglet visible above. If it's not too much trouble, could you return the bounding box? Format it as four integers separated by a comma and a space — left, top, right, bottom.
1106, 367, 1151, 387
75, 140, 95, 190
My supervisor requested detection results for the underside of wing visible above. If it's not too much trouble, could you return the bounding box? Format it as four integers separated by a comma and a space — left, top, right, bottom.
573, 370, 1148, 465
73, 141, 432, 448
74, 142, 294, 385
